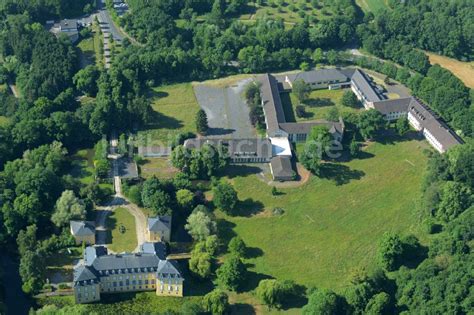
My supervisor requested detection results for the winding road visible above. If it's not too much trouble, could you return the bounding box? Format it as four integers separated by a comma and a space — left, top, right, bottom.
95, 135, 147, 252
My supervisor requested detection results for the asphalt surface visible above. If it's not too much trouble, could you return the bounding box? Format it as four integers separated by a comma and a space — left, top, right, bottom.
194, 78, 257, 139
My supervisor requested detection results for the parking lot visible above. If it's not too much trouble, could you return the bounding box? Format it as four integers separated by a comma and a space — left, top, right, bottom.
194, 78, 257, 139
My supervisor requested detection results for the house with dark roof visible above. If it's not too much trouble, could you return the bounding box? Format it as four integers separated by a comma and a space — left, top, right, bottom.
70, 221, 95, 245
147, 216, 172, 242
49, 19, 79, 43
73, 243, 183, 304
270, 156, 295, 181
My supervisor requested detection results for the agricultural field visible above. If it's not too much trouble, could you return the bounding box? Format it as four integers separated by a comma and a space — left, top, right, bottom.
281, 88, 360, 122
106, 207, 137, 253
139, 83, 200, 145
355, 0, 389, 13
218, 138, 429, 290
426, 52, 474, 89
238, 0, 349, 26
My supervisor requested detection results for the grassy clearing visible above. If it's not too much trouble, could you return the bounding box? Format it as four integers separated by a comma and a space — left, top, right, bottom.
218, 138, 429, 291
281, 88, 360, 122
197, 74, 254, 88
426, 52, 474, 89
355, 0, 389, 13
238, 1, 341, 25
139, 83, 200, 144
107, 207, 137, 253
139, 158, 178, 179
77, 37, 95, 68
69, 149, 95, 185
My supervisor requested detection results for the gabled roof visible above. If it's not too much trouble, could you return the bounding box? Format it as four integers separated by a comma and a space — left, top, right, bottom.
140, 242, 167, 260
70, 221, 95, 236
73, 265, 98, 282
157, 260, 182, 277
351, 69, 384, 103
287, 69, 349, 84
408, 98, 462, 150
279, 118, 344, 136
270, 156, 294, 178
372, 97, 411, 115
147, 216, 171, 233
60, 19, 77, 31
258, 74, 286, 135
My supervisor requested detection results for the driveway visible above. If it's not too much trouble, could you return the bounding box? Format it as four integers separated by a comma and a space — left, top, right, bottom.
194, 78, 256, 139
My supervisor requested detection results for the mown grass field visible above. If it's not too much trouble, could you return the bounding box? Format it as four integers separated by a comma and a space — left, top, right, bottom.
426, 52, 474, 89
69, 149, 95, 185
355, 0, 389, 13
139, 157, 178, 179
139, 83, 200, 145
77, 37, 95, 68
218, 138, 429, 291
107, 207, 137, 253
281, 88, 360, 122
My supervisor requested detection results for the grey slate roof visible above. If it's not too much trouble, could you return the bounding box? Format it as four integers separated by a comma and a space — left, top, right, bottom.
351, 69, 384, 103
140, 242, 167, 260
90, 252, 162, 272
270, 156, 294, 179
372, 97, 411, 115
157, 260, 182, 276
184, 138, 273, 160
70, 221, 95, 237
287, 69, 349, 85
147, 216, 172, 233
74, 265, 98, 282
85, 246, 108, 266
60, 19, 77, 31
258, 74, 286, 135
279, 119, 344, 137
408, 98, 462, 150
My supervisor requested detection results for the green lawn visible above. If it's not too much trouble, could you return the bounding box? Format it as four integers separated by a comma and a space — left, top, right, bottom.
355, 0, 389, 13
281, 88, 361, 122
139, 157, 178, 179
77, 37, 95, 67
138, 83, 200, 145
107, 207, 137, 253
218, 138, 429, 291
69, 149, 95, 184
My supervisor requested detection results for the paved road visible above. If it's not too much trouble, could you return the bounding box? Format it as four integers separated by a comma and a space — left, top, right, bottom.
97, 9, 124, 42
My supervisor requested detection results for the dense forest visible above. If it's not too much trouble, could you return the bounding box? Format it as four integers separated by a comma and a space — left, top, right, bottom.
0, 0, 472, 314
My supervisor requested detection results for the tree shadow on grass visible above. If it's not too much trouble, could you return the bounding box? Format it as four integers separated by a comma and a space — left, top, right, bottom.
149, 90, 169, 99
319, 163, 365, 185
230, 303, 256, 315
374, 129, 424, 145
245, 247, 264, 259
305, 98, 334, 108
143, 110, 183, 131
239, 271, 273, 292
216, 219, 237, 244
224, 165, 263, 179
234, 198, 265, 217
280, 284, 308, 311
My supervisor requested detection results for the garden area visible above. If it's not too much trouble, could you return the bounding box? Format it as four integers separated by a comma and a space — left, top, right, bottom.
138, 83, 200, 145
138, 157, 178, 179
106, 207, 137, 253
281, 88, 361, 122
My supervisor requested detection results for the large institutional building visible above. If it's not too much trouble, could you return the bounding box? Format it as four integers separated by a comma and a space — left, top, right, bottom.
73, 243, 183, 304
184, 67, 461, 181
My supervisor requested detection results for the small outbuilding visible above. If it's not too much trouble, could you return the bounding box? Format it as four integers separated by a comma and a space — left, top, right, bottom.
270, 156, 294, 181
70, 221, 96, 245
147, 216, 172, 242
